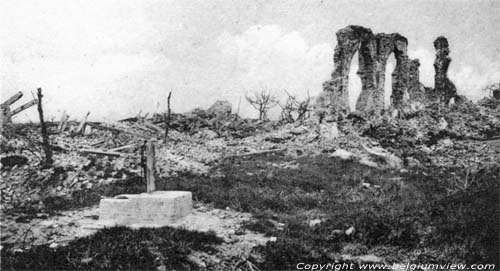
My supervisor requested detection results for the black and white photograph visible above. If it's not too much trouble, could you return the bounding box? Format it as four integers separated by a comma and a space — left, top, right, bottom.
1, 0, 499, 270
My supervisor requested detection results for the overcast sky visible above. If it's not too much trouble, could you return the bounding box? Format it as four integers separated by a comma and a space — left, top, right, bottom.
1, 0, 499, 122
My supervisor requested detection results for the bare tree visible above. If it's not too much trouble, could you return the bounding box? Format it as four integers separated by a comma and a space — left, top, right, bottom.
296, 91, 312, 122
246, 89, 279, 120
279, 90, 312, 123
279, 90, 297, 123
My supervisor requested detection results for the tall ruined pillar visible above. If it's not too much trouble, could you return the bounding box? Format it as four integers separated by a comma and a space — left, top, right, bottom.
408, 59, 423, 100
433, 36, 457, 104
356, 33, 395, 115
322, 25, 373, 115
356, 36, 377, 113
391, 35, 409, 108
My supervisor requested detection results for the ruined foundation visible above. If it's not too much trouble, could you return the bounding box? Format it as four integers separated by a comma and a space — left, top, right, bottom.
98, 191, 192, 227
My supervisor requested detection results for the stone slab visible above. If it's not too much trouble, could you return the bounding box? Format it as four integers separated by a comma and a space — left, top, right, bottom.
98, 191, 192, 227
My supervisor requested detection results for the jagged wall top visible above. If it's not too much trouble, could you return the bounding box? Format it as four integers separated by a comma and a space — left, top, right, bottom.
336, 25, 373, 40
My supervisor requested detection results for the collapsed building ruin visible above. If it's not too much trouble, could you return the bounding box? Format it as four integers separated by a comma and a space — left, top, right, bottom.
320, 25, 457, 117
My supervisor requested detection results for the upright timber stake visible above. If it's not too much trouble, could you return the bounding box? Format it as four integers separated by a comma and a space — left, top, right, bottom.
146, 140, 156, 193
37, 88, 53, 166
164, 91, 172, 142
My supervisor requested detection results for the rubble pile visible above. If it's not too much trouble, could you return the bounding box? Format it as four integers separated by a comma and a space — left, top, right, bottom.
160, 102, 270, 138
0, 128, 142, 215
364, 100, 500, 148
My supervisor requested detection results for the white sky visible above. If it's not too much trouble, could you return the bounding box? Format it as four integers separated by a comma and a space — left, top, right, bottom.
1, 0, 499, 122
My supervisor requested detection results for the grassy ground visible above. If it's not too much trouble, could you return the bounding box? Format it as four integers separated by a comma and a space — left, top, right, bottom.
2, 152, 498, 270
1, 226, 222, 270
163, 153, 499, 269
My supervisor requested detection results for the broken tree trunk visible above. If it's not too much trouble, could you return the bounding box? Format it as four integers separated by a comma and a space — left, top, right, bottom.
146, 140, 156, 193
76, 111, 90, 134
164, 91, 172, 142
37, 88, 53, 166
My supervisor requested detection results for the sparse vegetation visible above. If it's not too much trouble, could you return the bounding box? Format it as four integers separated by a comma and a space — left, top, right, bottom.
278, 90, 312, 123
246, 89, 279, 121
163, 153, 499, 269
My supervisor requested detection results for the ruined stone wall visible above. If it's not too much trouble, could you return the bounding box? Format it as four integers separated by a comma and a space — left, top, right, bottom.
433, 36, 457, 104
321, 25, 413, 118
320, 26, 460, 118
322, 25, 372, 116
390, 35, 409, 108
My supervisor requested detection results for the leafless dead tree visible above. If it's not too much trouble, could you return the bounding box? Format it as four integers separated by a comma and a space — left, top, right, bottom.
296, 91, 312, 122
279, 91, 297, 123
279, 90, 312, 123
246, 89, 279, 121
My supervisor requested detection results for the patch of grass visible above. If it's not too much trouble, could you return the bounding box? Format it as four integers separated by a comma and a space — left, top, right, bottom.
1, 226, 222, 270
160, 153, 499, 268
426, 166, 500, 264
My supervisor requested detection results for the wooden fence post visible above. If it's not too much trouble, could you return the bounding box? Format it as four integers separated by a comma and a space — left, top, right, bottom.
37, 88, 53, 166
146, 140, 156, 193
164, 91, 172, 142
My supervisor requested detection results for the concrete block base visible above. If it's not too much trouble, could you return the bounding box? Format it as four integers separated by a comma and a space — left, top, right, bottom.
98, 191, 192, 227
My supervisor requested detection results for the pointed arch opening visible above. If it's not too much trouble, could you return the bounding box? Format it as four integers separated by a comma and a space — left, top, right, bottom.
348, 51, 362, 111
385, 54, 397, 109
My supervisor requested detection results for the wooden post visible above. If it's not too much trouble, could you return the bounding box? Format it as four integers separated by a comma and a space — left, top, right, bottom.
37, 88, 53, 166
76, 111, 90, 134
146, 140, 156, 193
164, 91, 172, 142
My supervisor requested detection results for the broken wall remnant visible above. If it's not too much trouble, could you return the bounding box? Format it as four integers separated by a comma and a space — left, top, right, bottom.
408, 59, 425, 100
356, 33, 409, 115
433, 36, 457, 104
390, 35, 409, 108
321, 25, 413, 117
322, 25, 373, 116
